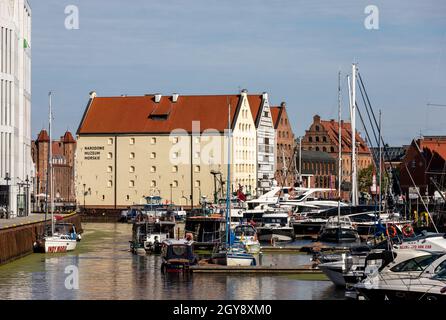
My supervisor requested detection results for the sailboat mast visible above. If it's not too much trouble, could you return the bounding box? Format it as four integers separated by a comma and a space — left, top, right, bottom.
338, 71, 342, 223
350, 63, 358, 206
225, 102, 231, 246
49, 92, 54, 235
378, 110, 382, 216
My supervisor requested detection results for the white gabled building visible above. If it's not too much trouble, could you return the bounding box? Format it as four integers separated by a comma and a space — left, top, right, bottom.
0, 0, 33, 217
247, 92, 275, 195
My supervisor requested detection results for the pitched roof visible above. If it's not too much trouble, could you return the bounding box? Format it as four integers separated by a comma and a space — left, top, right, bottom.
246, 94, 263, 126
62, 131, 76, 143
319, 118, 370, 154
417, 136, 446, 164
270, 106, 281, 129
36, 129, 50, 142
77, 94, 244, 134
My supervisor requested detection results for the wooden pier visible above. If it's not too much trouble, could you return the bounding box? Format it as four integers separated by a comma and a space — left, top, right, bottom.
190, 264, 322, 274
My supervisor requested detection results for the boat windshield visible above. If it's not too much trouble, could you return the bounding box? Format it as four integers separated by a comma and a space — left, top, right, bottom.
391, 254, 442, 272
234, 225, 256, 237
263, 217, 287, 224
169, 245, 190, 259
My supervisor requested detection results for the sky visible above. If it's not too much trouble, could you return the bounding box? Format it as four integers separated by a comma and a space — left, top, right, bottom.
29, 0, 446, 147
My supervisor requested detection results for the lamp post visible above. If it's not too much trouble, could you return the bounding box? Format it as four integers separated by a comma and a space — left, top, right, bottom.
169, 183, 173, 206
5, 172, 11, 219
25, 175, 29, 216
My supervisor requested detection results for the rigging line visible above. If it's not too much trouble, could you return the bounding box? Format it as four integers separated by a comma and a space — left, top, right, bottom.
358, 71, 402, 194
357, 79, 379, 147
403, 161, 439, 233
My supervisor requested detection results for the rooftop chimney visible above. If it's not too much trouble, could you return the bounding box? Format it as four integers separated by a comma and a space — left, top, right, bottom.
262, 92, 268, 100
89, 91, 97, 99
313, 114, 321, 123
154, 93, 162, 103
280, 101, 286, 108
172, 93, 179, 102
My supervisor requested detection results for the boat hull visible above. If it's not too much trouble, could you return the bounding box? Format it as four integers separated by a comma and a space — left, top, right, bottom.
318, 263, 346, 287
211, 252, 256, 266
356, 287, 446, 301
37, 237, 77, 253
318, 227, 359, 243
257, 228, 294, 242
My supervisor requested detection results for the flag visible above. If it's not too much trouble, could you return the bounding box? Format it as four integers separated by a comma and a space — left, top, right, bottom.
237, 184, 246, 201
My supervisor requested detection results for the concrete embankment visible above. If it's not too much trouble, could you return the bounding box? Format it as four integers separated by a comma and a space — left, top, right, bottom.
0, 213, 82, 266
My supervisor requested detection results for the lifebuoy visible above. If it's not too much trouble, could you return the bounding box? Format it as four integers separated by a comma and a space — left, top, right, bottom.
386, 225, 398, 238
421, 212, 429, 225
402, 224, 414, 237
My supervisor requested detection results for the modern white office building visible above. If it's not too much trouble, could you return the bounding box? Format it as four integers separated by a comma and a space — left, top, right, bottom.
0, 0, 33, 217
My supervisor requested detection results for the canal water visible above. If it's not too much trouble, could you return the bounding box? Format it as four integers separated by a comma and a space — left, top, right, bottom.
0, 223, 345, 300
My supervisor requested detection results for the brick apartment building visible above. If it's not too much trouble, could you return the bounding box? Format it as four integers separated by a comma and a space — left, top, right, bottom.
271, 102, 296, 187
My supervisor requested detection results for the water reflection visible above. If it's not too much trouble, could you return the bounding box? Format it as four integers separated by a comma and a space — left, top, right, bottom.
0, 223, 345, 300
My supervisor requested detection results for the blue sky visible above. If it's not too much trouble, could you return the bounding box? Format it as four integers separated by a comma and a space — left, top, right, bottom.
29, 0, 446, 146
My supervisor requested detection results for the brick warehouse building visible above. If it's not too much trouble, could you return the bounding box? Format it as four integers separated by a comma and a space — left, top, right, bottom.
271, 102, 296, 187
400, 136, 446, 198
31, 130, 76, 211
302, 115, 373, 195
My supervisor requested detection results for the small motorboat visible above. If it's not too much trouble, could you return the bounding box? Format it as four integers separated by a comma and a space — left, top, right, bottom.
130, 220, 175, 254
256, 212, 294, 242
210, 245, 257, 266
233, 223, 261, 254
318, 216, 360, 243
160, 239, 198, 273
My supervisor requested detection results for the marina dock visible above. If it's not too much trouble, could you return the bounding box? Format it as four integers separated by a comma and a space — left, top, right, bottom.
190, 264, 322, 274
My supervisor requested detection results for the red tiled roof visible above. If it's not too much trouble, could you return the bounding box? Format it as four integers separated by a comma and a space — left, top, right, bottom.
270, 106, 281, 128
319, 119, 370, 154
36, 129, 50, 142
418, 136, 446, 163
62, 131, 76, 143
246, 95, 263, 125
52, 141, 63, 156
78, 95, 244, 134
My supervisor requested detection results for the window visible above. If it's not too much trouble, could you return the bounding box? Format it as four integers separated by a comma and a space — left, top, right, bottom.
331, 147, 335, 153
129, 166, 135, 173
195, 165, 200, 173
107, 166, 112, 173
195, 180, 201, 187
151, 180, 157, 187
323, 147, 327, 152
315, 125, 320, 131
265, 137, 270, 145
309, 136, 313, 142
126, 195, 130, 200
316, 136, 320, 142
108, 138, 113, 145
150, 152, 156, 159
129, 152, 135, 159
390, 255, 441, 272
150, 166, 156, 173
172, 152, 179, 159
195, 137, 200, 144
194, 152, 200, 159
102, 195, 105, 200
323, 136, 327, 142
107, 180, 112, 188
172, 180, 178, 188
150, 137, 156, 145
172, 137, 179, 144
264, 111, 269, 117
129, 138, 135, 145
172, 166, 178, 173
129, 180, 135, 188
107, 152, 113, 159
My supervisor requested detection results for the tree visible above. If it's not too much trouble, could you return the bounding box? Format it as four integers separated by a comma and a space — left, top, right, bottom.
358, 164, 374, 193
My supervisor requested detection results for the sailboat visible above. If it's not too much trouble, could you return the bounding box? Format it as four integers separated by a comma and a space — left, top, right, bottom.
210, 100, 256, 267
319, 69, 359, 243
34, 92, 77, 253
